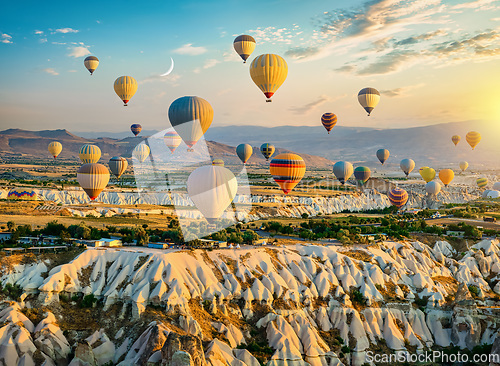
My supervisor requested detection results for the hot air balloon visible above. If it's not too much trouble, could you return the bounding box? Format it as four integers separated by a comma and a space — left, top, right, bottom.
133, 144, 150, 163
333, 161, 354, 185
48, 141, 62, 159
477, 177, 488, 188
168, 96, 214, 151
187, 165, 238, 224
419, 167, 435, 183
376, 149, 390, 165
487, 190, 500, 199
236, 144, 253, 164
7, 188, 38, 201
425, 181, 441, 196
493, 182, 500, 191
249, 54, 288, 102
260, 143, 275, 161
212, 159, 224, 167
79, 144, 101, 164
354, 166, 371, 186
114, 76, 137, 106
233, 35, 256, 63
452, 135, 460, 146
130, 124, 142, 136
439, 169, 454, 187
270, 153, 306, 194
108, 157, 128, 179
77, 163, 110, 201
400, 159, 415, 177
388, 187, 408, 209
459, 161, 468, 172
164, 131, 182, 153
321, 113, 337, 134
358, 87, 380, 116
84, 56, 99, 75
466, 131, 481, 150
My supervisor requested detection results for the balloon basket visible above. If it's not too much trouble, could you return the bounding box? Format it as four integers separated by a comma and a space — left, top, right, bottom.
266, 99, 272, 103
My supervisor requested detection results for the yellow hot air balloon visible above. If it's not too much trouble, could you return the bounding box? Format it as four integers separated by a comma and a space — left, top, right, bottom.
270, 153, 306, 194
133, 144, 150, 163
439, 169, 454, 187
419, 167, 436, 183
77, 163, 110, 201
84, 56, 99, 75
358, 87, 380, 116
459, 161, 468, 172
233, 35, 256, 63
48, 141, 62, 159
466, 131, 481, 150
114, 76, 138, 106
79, 144, 101, 164
451, 135, 460, 146
249, 54, 288, 102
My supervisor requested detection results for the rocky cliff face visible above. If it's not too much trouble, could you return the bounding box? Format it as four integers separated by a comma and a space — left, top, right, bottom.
0, 239, 499, 365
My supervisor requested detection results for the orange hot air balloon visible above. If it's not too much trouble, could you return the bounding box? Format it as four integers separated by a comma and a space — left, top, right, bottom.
439, 169, 454, 187
451, 135, 460, 146
270, 153, 306, 194
77, 163, 110, 201
466, 131, 481, 150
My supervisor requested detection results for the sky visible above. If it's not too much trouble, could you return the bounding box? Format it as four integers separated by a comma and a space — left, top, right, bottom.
1, 0, 500, 133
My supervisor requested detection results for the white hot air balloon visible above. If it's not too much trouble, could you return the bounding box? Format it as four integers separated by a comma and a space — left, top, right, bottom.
492, 182, 500, 191
187, 165, 238, 224
459, 161, 469, 172
425, 181, 441, 196
400, 159, 415, 177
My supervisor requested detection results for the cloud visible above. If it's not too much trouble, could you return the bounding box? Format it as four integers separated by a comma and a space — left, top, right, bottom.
357, 50, 419, 75
452, 0, 497, 10
54, 28, 79, 34
431, 30, 500, 57
394, 29, 447, 46
173, 43, 207, 56
289, 95, 330, 114
1, 33, 12, 44
34, 30, 43, 35
285, 47, 320, 59
42, 68, 59, 75
140, 73, 181, 86
68, 46, 91, 58
380, 83, 425, 97
193, 58, 221, 73
246, 26, 303, 45
334, 65, 356, 73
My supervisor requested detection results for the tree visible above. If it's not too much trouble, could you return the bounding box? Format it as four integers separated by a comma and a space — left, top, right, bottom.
60, 230, 71, 243
228, 232, 243, 244
299, 230, 313, 240
6, 221, 15, 232
242, 230, 259, 244
135, 228, 149, 246
301, 213, 309, 219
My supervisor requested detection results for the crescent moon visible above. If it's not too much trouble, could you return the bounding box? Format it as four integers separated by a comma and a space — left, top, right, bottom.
160, 57, 174, 76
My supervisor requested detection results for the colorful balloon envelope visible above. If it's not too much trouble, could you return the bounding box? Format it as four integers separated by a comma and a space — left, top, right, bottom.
419, 167, 435, 183
114, 76, 137, 106
358, 87, 380, 116
477, 177, 488, 188
270, 153, 306, 194
400, 159, 415, 177
321, 113, 337, 134
354, 166, 371, 185
260, 143, 275, 161
133, 144, 150, 163
466, 131, 481, 150
84, 56, 99, 75
439, 169, 454, 187
212, 159, 224, 167
77, 163, 110, 201
79, 144, 101, 164
233, 35, 256, 63
108, 157, 128, 179
459, 161, 468, 172
187, 165, 238, 224
130, 124, 142, 136
249, 54, 288, 102
388, 187, 408, 209
8, 188, 38, 201
48, 141, 62, 159
168, 96, 214, 151
451, 135, 460, 146
376, 149, 390, 165
425, 181, 441, 196
333, 161, 354, 185
164, 131, 182, 153
236, 144, 253, 164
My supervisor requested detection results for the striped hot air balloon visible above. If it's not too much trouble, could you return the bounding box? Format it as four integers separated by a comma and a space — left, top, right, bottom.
233, 35, 256, 63
130, 124, 142, 136
48, 141, 62, 159
321, 113, 337, 134
7, 188, 38, 200
439, 169, 454, 187
133, 144, 150, 163
376, 149, 390, 165
419, 167, 435, 183
477, 177, 488, 188
212, 159, 224, 167
270, 153, 306, 194
452, 135, 460, 146
426, 181, 441, 196
164, 131, 182, 153
388, 187, 408, 209
459, 161, 468, 172
236, 144, 253, 164
354, 166, 371, 186
358, 87, 380, 116
114, 76, 137, 106
84, 56, 99, 75
333, 161, 354, 185
108, 157, 128, 179
168, 96, 214, 151
79, 144, 101, 164
260, 143, 275, 161
250, 54, 288, 102
400, 159, 415, 177
77, 163, 110, 201
466, 131, 481, 150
